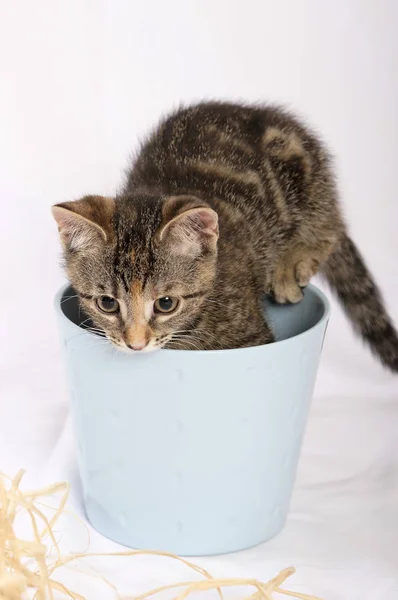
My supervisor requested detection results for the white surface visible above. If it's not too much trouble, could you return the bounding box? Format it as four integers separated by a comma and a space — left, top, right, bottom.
1, 1, 398, 598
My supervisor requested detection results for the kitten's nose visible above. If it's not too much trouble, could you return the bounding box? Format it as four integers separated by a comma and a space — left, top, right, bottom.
127, 342, 147, 351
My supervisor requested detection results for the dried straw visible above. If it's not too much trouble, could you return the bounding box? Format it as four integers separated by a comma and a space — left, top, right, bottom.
0, 470, 325, 600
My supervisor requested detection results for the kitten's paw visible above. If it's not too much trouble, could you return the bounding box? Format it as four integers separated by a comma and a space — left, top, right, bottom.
295, 258, 319, 288
273, 279, 304, 304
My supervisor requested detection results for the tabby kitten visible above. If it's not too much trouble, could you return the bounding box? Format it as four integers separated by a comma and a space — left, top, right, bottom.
52, 101, 398, 371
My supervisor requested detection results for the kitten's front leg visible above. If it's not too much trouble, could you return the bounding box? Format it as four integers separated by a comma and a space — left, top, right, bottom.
270, 241, 335, 304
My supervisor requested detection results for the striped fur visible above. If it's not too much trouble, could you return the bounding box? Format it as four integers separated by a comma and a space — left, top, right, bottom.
322, 234, 398, 371
52, 101, 398, 369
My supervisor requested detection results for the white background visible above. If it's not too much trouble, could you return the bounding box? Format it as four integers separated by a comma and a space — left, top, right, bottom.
0, 1, 397, 598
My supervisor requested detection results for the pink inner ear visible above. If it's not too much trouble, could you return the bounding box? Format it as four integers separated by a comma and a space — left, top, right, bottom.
52, 206, 106, 250
162, 207, 219, 257
195, 209, 219, 236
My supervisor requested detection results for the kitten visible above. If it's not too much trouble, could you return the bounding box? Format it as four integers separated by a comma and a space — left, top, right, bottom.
52, 101, 398, 371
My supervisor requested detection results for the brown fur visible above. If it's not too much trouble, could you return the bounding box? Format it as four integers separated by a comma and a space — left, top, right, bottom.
52, 101, 398, 370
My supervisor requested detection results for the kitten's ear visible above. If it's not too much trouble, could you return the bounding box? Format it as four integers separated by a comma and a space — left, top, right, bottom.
159, 196, 219, 256
52, 195, 115, 251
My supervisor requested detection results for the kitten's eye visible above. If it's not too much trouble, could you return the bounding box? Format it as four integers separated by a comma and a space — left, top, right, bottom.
96, 296, 119, 314
154, 296, 179, 314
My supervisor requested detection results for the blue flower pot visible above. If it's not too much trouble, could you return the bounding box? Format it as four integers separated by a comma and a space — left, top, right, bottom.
55, 283, 329, 556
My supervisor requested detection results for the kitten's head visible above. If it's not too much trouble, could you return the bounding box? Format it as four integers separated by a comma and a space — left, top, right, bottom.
52, 194, 219, 351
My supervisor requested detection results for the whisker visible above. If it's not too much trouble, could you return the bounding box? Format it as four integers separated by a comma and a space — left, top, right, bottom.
60, 295, 80, 305
83, 324, 103, 331
172, 328, 221, 347
168, 336, 203, 351
79, 318, 100, 331
163, 326, 222, 350
85, 328, 106, 337
62, 328, 106, 346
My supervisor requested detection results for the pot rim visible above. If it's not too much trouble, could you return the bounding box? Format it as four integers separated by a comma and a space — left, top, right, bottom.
54, 282, 330, 357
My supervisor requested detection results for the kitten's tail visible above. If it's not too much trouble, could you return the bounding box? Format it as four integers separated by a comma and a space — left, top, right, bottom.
321, 233, 398, 372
